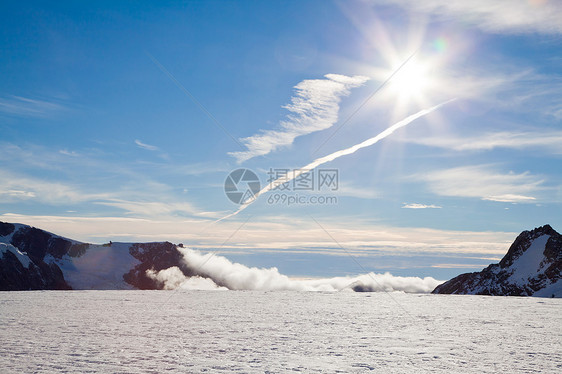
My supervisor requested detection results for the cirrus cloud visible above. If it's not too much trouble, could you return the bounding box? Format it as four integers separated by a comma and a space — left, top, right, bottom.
375, 0, 562, 35
413, 165, 545, 203
228, 74, 369, 163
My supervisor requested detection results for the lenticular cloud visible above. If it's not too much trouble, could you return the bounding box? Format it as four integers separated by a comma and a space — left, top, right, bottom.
146, 247, 443, 293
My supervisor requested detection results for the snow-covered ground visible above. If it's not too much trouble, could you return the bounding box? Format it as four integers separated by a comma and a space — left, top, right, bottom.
0, 291, 560, 373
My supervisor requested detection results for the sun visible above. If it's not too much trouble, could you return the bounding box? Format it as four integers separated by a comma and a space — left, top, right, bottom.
388, 57, 432, 104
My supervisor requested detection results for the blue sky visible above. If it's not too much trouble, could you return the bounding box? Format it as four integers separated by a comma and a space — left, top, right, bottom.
1, 0, 561, 279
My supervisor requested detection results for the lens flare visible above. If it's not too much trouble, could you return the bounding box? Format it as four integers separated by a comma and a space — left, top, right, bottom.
432, 37, 447, 52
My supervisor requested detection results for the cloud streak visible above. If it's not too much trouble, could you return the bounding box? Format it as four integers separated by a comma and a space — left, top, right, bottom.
135, 139, 159, 151
0, 95, 66, 118
229, 74, 369, 163
402, 131, 562, 155
0, 169, 110, 204
402, 203, 442, 209
376, 0, 562, 35
414, 165, 545, 203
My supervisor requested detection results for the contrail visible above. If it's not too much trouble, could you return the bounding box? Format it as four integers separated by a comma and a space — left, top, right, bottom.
217, 98, 456, 222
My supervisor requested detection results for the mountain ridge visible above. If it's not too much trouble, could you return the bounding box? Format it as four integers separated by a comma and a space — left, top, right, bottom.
0, 221, 190, 291
1, 221, 560, 296
433, 224, 561, 297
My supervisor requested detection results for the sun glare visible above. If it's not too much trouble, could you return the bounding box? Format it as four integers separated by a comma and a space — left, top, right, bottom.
389, 58, 431, 103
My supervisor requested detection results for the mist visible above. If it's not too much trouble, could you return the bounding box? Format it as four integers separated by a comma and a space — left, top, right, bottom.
146, 247, 443, 293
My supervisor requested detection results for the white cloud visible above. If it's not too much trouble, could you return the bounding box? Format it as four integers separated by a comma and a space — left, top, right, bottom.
402, 203, 442, 209
147, 267, 227, 290
134, 139, 159, 151
174, 247, 442, 292
0, 95, 66, 118
229, 74, 369, 163
413, 165, 545, 203
402, 131, 562, 154
376, 0, 562, 35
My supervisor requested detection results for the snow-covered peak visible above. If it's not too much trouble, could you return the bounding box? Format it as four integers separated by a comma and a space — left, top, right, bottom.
508, 234, 549, 285
434, 224, 562, 297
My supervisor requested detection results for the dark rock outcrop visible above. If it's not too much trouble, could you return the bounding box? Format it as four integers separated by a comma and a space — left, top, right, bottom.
123, 242, 195, 289
433, 225, 562, 297
11, 226, 73, 260
0, 244, 70, 291
0, 222, 15, 236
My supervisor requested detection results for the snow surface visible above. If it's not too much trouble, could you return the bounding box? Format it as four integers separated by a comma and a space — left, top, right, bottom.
0, 243, 32, 268
508, 234, 550, 285
0, 291, 560, 373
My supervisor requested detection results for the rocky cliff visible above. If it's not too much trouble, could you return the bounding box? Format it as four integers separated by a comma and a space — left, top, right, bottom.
433, 225, 561, 297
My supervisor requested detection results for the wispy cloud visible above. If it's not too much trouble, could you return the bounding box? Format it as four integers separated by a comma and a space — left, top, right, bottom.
0, 212, 515, 257
135, 139, 159, 151
0, 190, 36, 199
0, 141, 226, 220
0, 95, 66, 118
431, 263, 489, 269
402, 130, 562, 155
413, 165, 545, 203
402, 203, 442, 209
59, 149, 79, 157
0, 169, 109, 204
376, 0, 562, 35
95, 199, 207, 218
336, 183, 380, 199
0, 167, 214, 219
425, 67, 562, 117
228, 74, 369, 163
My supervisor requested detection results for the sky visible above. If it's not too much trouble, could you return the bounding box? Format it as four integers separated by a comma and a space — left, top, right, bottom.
1, 0, 561, 279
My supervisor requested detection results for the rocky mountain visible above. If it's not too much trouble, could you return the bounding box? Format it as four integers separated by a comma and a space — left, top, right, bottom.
0, 221, 194, 291
433, 224, 562, 297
